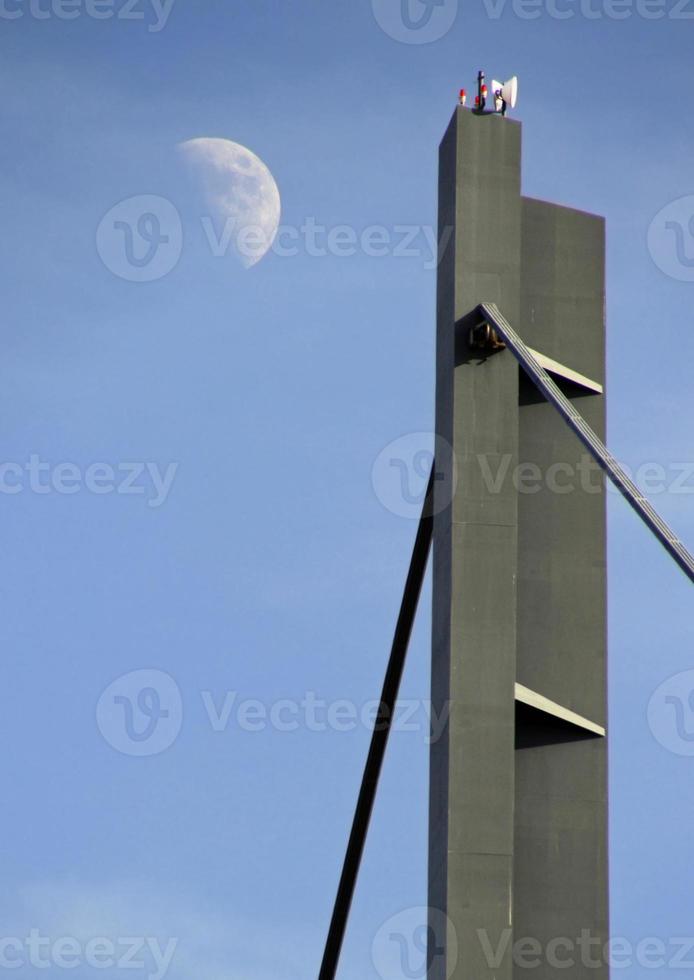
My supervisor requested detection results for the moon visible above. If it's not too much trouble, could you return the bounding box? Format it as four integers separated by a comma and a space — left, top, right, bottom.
178, 137, 281, 268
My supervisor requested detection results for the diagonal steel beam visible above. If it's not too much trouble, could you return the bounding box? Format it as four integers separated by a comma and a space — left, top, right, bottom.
479, 301, 694, 585
317, 467, 436, 980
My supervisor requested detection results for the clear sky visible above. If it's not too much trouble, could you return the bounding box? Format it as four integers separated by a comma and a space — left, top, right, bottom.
1, 3, 694, 980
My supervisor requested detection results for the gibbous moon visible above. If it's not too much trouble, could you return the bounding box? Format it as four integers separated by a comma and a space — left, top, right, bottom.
178, 137, 281, 268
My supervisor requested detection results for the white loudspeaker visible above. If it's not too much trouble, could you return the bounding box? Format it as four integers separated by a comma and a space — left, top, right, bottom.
491, 76, 518, 109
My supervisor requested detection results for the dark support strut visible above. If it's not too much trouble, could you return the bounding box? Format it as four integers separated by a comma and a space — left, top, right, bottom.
317, 467, 436, 980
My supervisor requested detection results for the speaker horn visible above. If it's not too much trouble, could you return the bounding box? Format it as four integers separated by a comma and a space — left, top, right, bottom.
491, 76, 518, 110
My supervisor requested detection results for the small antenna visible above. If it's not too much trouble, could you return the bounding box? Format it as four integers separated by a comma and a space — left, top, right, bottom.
477, 69, 487, 112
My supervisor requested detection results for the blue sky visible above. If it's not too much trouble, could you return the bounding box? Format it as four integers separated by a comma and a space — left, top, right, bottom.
1, 2, 694, 979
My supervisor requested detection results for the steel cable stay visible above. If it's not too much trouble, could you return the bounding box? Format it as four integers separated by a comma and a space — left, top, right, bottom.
479, 302, 694, 585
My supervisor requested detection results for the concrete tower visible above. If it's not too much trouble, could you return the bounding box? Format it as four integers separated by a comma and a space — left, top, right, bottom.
428, 106, 608, 980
